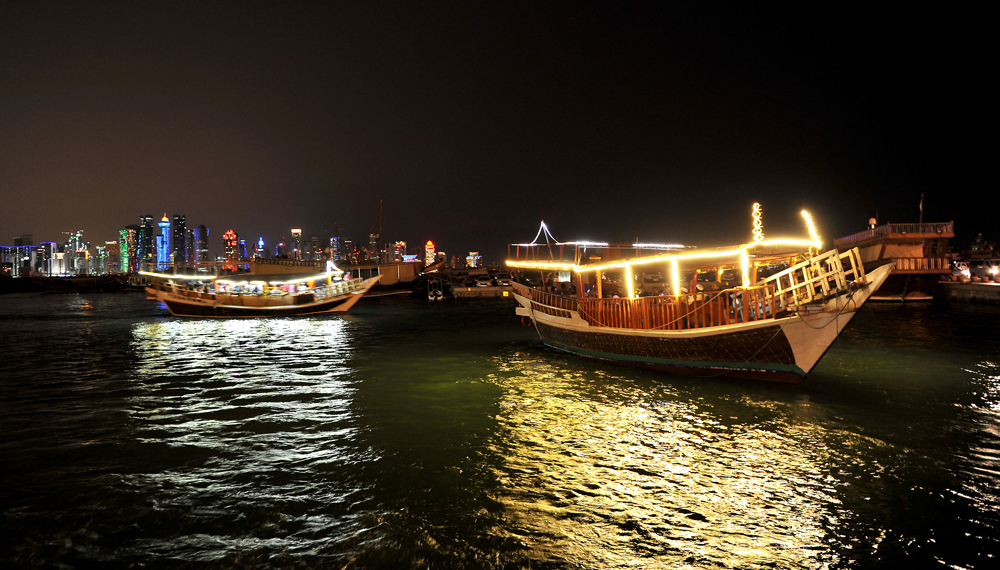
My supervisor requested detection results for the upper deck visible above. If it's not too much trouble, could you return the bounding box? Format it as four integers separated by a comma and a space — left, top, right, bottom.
835, 222, 954, 248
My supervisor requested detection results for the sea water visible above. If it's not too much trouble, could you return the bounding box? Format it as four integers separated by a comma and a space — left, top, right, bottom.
1, 292, 998, 568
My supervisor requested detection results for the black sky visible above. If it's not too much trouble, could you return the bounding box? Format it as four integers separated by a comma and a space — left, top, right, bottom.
1, 2, 989, 261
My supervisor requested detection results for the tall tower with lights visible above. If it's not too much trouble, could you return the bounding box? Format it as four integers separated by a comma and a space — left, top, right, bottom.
156, 214, 171, 270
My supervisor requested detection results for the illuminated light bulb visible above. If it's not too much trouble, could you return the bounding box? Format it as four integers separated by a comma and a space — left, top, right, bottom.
741, 247, 751, 288
671, 258, 681, 296
752, 203, 764, 243
801, 210, 822, 249
625, 264, 634, 299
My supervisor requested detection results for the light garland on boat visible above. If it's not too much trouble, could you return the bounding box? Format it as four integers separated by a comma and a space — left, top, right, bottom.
752, 203, 764, 243
140, 266, 344, 287
507, 203, 826, 298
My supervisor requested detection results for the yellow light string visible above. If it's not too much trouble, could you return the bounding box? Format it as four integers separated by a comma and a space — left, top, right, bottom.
625, 264, 634, 299
752, 202, 764, 243
508, 205, 824, 292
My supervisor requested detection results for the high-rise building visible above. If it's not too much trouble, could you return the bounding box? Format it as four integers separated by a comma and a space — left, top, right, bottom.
424, 241, 436, 265
310, 236, 321, 260
238, 238, 247, 261
291, 229, 302, 260
223, 229, 238, 269
156, 214, 171, 270
138, 215, 154, 269
62, 230, 87, 275
466, 251, 482, 268
120, 226, 139, 273
193, 225, 209, 263
185, 228, 194, 264
255, 237, 265, 258
104, 241, 120, 274
329, 236, 341, 261
172, 214, 187, 266
37, 242, 55, 276
392, 241, 406, 263
368, 233, 379, 263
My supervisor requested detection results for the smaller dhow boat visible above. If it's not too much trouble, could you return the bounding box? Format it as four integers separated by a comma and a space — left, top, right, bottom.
141, 262, 380, 317
507, 204, 892, 382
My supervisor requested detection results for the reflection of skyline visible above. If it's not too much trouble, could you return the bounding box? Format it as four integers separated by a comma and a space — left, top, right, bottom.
488, 351, 840, 568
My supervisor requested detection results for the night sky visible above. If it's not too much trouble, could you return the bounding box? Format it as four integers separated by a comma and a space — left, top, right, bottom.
1, 3, 989, 262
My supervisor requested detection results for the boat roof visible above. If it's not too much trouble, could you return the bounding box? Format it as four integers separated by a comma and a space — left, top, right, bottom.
507, 203, 823, 274
139, 267, 342, 285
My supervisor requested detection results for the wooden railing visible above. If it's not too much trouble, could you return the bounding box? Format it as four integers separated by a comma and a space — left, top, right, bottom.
760, 248, 865, 310
151, 278, 366, 306
513, 282, 777, 330
888, 257, 950, 272
513, 247, 869, 331
836, 222, 954, 245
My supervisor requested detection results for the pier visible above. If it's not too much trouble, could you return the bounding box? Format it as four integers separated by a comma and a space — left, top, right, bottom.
938, 281, 1000, 304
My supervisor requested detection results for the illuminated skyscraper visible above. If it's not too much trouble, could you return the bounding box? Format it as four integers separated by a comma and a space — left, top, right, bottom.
156, 214, 171, 270
138, 215, 154, 269
368, 233, 379, 263
424, 241, 435, 265
310, 236, 320, 260
255, 237, 265, 258
330, 236, 341, 261
172, 214, 187, 265
120, 226, 138, 273
291, 229, 302, 260
38, 242, 55, 276
223, 229, 238, 270
466, 251, 481, 268
103, 241, 120, 274
193, 225, 209, 262
392, 241, 406, 262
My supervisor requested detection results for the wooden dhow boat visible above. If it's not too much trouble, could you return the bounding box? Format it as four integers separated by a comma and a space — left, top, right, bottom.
507, 204, 893, 382
141, 262, 380, 317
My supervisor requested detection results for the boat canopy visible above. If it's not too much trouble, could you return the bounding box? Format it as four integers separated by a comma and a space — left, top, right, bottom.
506, 203, 824, 296
139, 260, 346, 286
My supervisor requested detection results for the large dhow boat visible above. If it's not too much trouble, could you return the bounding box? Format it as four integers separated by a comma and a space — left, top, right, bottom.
506, 204, 893, 383
141, 261, 380, 317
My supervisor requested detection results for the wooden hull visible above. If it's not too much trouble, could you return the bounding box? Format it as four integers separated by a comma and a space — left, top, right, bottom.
148, 276, 380, 318
514, 264, 892, 382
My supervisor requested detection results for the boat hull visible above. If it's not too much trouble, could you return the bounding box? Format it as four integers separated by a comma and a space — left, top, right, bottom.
533, 318, 805, 382
515, 263, 892, 382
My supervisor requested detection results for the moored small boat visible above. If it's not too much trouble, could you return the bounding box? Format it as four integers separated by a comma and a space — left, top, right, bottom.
507, 204, 892, 382
140, 265, 380, 317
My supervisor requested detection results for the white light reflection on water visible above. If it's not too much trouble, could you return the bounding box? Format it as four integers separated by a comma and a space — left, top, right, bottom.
488, 352, 843, 569
124, 317, 370, 561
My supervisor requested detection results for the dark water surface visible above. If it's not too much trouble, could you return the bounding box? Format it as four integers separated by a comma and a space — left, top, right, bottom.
1, 292, 998, 568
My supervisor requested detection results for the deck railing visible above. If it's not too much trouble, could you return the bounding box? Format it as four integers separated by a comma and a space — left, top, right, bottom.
888, 257, 950, 271
513, 282, 777, 330
760, 248, 865, 309
151, 278, 366, 306
836, 222, 954, 245
513, 247, 869, 331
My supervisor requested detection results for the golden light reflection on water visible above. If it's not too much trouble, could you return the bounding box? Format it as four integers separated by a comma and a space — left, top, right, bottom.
489, 352, 843, 568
